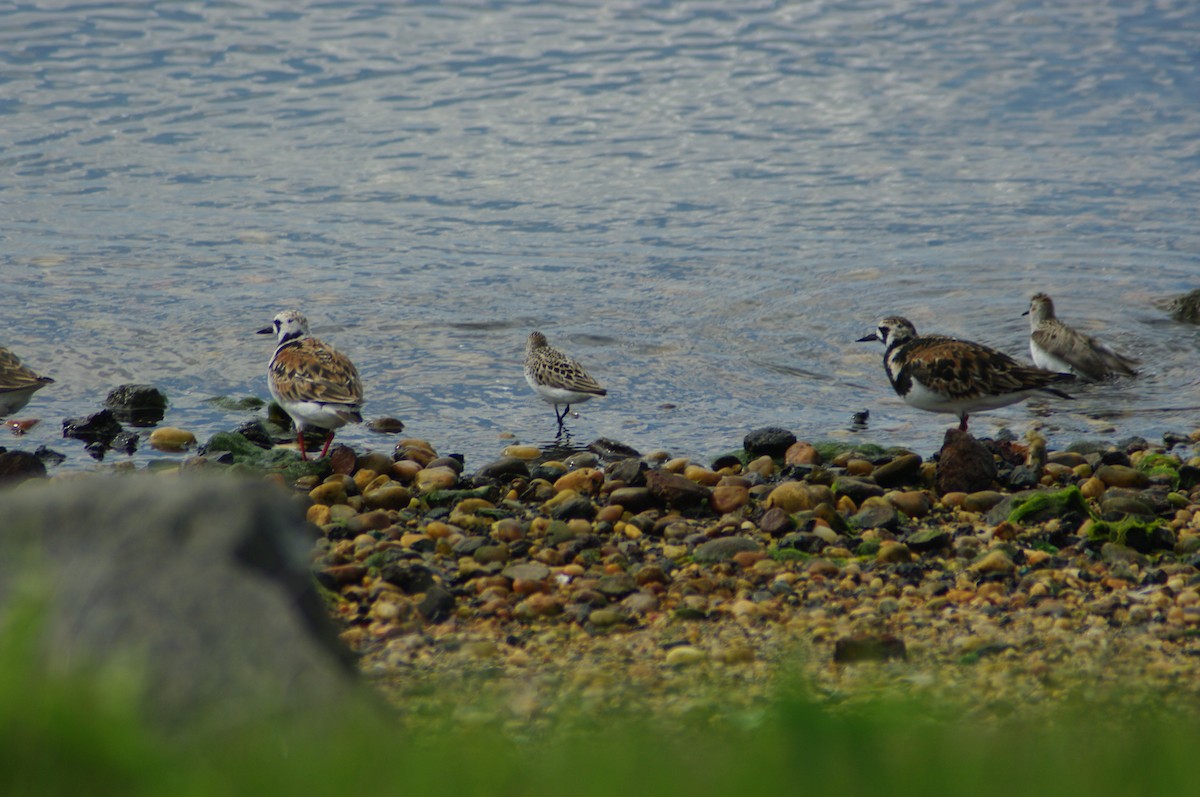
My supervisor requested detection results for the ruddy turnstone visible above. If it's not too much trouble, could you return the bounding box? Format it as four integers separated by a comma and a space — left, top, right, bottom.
524, 331, 607, 428
0, 344, 53, 417
858, 316, 1074, 431
258, 310, 363, 460
1024, 292, 1139, 380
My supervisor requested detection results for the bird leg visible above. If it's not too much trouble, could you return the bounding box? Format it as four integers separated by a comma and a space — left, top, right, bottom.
319, 431, 335, 459
555, 404, 570, 425
297, 430, 309, 461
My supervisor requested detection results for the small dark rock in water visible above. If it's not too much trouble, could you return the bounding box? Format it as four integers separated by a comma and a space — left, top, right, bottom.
850, 409, 869, 430
588, 437, 641, 460
103, 384, 168, 427
232, 419, 275, 449
62, 409, 124, 447
834, 634, 907, 663
0, 450, 46, 484
936, 429, 996, 494
1167, 288, 1200, 323
108, 430, 138, 455
743, 427, 797, 459
34, 445, 66, 467
366, 417, 405, 434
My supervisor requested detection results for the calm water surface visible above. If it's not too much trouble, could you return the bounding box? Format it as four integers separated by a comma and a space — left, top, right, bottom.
2, 0, 1199, 470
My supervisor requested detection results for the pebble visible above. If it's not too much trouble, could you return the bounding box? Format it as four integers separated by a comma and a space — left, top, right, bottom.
148, 426, 196, 451
664, 645, 707, 668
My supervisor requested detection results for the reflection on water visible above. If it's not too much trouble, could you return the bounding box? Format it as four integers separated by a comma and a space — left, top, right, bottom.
2, 1, 1200, 470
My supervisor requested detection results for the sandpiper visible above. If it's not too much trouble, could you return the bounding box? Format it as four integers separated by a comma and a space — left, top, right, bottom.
524, 331, 607, 429
258, 310, 363, 460
0, 344, 53, 417
858, 316, 1074, 431
1024, 292, 1139, 381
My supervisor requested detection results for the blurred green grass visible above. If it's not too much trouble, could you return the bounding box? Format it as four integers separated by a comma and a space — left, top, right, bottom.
2, 598, 1194, 797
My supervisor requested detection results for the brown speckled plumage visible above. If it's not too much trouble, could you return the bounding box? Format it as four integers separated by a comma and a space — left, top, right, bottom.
0, 345, 53, 417
524, 331, 606, 427
1026, 292, 1139, 381
859, 316, 1073, 431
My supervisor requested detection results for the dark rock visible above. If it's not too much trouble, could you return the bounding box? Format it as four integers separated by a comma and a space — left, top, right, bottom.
905, 527, 952, 551
833, 476, 885, 504
231, 419, 276, 448
33, 446, 66, 467
109, 430, 139, 455
645, 470, 712, 515
549, 493, 596, 521
757, 506, 795, 537
871, 453, 923, 487
596, 572, 638, 598
607, 457, 648, 487
778, 532, 828, 553
1099, 494, 1156, 518
849, 497, 898, 531
606, 486, 660, 513
103, 384, 168, 427
0, 475, 361, 727
473, 456, 530, 483
710, 454, 743, 471
833, 634, 907, 663
1005, 465, 1041, 490
0, 450, 46, 484
381, 562, 438, 594
62, 409, 123, 447
587, 438, 641, 460
693, 536, 762, 563
418, 584, 455, 622
743, 427, 797, 458
1167, 288, 1200, 323
936, 429, 996, 494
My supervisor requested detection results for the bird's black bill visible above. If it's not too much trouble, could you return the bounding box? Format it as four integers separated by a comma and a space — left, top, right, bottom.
856, 333, 880, 343
256, 326, 273, 335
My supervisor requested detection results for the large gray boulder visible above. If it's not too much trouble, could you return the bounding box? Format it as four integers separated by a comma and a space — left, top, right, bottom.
0, 474, 362, 728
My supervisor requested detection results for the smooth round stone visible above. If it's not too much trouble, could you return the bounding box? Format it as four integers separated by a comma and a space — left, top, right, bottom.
710, 484, 749, 514
1096, 464, 1150, 489
886, 490, 932, 518
876, 541, 913, 563
683, 464, 721, 486
306, 504, 331, 525
563, 451, 600, 469
502, 562, 551, 582
764, 481, 812, 512
309, 481, 348, 506
745, 455, 776, 477
872, 453, 923, 486
962, 490, 1005, 513
352, 468, 380, 491
415, 466, 458, 492
970, 550, 1015, 574
662, 457, 690, 474
390, 459, 422, 482
1080, 476, 1107, 499
846, 458, 874, 477
364, 485, 412, 511
784, 441, 820, 466
328, 504, 358, 523
428, 456, 464, 474
664, 645, 707, 668
554, 467, 604, 495
501, 444, 541, 460
357, 451, 395, 474
588, 608, 626, 627
348, 510, 392, 533
743, 427, 796, 458
940, 492, 968, 509
148, 427, 196, 451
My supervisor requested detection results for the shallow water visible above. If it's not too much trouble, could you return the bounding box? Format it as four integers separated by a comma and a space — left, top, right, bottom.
2, 0, 1199, 470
